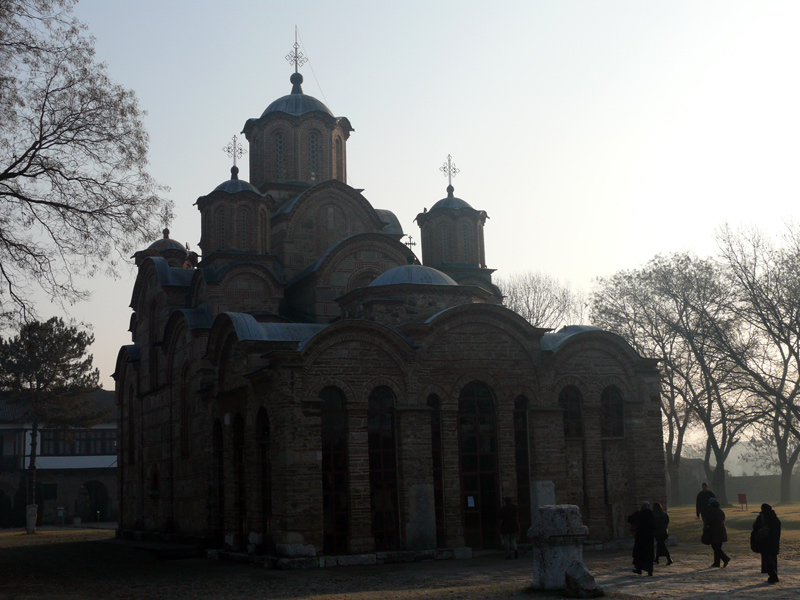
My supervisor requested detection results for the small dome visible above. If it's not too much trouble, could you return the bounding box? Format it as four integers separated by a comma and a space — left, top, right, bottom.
369, 265, 457, 287
261, 72, 333, 117
213, 166, 262, 194
430, 184, 474, 211
146, 228, 185, 252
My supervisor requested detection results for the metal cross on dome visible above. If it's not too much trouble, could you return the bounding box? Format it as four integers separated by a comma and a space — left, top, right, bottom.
286, 26, 308, 73
223, 135, 246, 166
440, 154, 460, 186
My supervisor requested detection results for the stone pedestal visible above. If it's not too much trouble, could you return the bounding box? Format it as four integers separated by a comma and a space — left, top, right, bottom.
529, 504, 601, 597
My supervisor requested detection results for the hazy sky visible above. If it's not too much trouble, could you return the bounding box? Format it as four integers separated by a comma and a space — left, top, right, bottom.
41, 0, 800, 388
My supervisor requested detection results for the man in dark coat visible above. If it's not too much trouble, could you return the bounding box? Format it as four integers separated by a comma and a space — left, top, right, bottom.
706, 499, 730, 568
696, 483, 716, 525
631, 501, 655, 576
751, 503, 781, 584
499, 497, 520, 559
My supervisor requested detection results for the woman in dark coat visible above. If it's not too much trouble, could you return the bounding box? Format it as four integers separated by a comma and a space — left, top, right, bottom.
631, 501, 655, 575
751, 503, 781, 584
653, 503, 672, 565
706, 499, 730, 568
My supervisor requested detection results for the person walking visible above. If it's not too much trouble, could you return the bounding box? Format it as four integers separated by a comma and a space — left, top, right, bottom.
631, 501, 655, 576
499, 496, 519, 559
696, 482, 716, 525
706, 498, 730, 568
653, 503, 673, 565
750, 503, 781, 584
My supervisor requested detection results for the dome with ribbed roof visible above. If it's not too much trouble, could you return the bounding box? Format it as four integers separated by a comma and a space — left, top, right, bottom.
147, 229, 185, 252
213, 166, 261, 194
369, 265, 457, 287
261, 72, 332, 118
430, 184, 474, 211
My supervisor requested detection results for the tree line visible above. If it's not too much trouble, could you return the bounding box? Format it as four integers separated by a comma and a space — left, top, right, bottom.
498, 224, 800, 505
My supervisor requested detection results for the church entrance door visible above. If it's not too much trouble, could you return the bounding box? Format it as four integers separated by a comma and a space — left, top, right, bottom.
458, 381, 500, 550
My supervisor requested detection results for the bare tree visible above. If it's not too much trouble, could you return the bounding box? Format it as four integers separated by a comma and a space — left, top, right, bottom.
708, 224, 800, 502
496, 270, 586, 329
0, 0, 172, 322
593, 264, 697, 505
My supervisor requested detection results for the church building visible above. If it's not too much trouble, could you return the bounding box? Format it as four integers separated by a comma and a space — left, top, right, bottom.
114, 55, 665, 560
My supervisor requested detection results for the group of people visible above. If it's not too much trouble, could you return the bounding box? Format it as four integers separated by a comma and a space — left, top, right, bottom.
629, 482, 781, 584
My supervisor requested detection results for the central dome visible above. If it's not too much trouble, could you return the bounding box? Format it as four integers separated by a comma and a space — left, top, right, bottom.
369, 265, 457, 287
261, 72, 332, 118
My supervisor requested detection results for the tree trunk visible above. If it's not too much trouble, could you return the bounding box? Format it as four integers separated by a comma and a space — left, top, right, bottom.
711, 464, 727, 506
26, 422, 38, 534
667, 462, 682, 507
779, 466, 792, 504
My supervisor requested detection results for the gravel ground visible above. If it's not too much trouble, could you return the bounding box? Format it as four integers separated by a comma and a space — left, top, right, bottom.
0, 527, 796, 599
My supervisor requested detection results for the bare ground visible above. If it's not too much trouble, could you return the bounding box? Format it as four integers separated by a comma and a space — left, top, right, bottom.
0, 505, 797, 600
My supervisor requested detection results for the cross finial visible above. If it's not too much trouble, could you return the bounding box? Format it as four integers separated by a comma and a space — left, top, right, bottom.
286, 26, 308, 73
223, 135, 246, 167
440, 154, 459, 193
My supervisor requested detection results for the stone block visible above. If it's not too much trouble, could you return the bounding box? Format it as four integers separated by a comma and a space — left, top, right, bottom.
276, 557, 319, 570
405, 484, 436, 551
338, 553, 376, 566
453, 547, 472, 560
564, 561, 604, 598
321, 556, 338, 568
530, 505, 592, 591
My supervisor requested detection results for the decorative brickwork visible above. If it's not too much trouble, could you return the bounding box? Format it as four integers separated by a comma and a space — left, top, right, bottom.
114, 67, 665, 559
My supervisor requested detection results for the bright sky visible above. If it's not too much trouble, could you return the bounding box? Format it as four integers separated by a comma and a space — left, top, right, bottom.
43, 0, 800, 388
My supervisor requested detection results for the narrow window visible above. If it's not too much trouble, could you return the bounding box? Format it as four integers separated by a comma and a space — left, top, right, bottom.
368, 386, 399, 551
275, 132, 286, 179
559, 386, 584, 438
462, 225, 470, 262
335, 137, 343, 180
321, 386, 349, 554
180, 366, 191, 457
513, 396, 531, 536
601, 386, 625, 438
239, 207, 250, 250
233, 414, 246, 544
309, 133, 319, 182
441, 227, 449, 263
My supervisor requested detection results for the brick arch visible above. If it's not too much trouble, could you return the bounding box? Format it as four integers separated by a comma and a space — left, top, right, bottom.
596, 375, 634, 402
358, 376, 405, 408
301, 376, 357, 406
300, 322, 414, 381
218, 265, 281, 313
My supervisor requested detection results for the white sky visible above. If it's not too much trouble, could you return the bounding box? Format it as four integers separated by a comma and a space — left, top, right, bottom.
39, 0, 800, 388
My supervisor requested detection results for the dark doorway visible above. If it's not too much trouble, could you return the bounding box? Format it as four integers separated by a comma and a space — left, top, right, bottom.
368, 386, 399, 551
321, 387, 349, 555
458, 381, 499, 550
78, 481, 109, 522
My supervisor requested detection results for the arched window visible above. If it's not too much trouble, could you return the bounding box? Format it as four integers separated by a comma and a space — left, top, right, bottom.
180, 366, 191, 457
462, 225, 470, 263
427, 394, 445, 548
368, 386, 399, 551
233, 413, 246, 546
275, 132, 286, 179
320, 386, 349, 555
601, 386, 625, 438
458, 381, 499, 550
239, 206, 250, 251
309, 132, 319, 182
559, 386, 584, 438
441, 226, 449, 263
335, 137, 343, 180
257, 407, 273, 553
513, 396, 531, 535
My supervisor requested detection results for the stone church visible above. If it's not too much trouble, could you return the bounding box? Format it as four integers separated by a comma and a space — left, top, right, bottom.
114, 61, 665, 559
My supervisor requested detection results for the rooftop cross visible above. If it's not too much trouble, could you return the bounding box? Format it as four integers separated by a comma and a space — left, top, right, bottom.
223, 135, 246, 167
285, 26, 308, 73
440, 154, 460, 188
